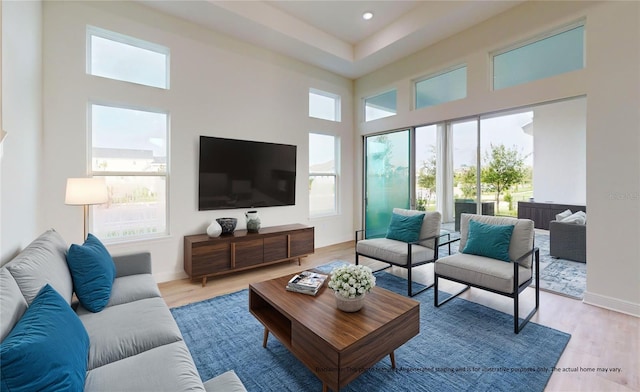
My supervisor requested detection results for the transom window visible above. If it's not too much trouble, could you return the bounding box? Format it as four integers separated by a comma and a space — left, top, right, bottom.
493, 23, 585, 90
87, 26, 170, 89
415, 66, 467, 109
365, 89, 397, 122
309, 89, 341, 122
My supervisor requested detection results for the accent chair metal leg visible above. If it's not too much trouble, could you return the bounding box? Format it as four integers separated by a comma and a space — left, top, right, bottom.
514, 248, 541, 334
434, 274, 470, 307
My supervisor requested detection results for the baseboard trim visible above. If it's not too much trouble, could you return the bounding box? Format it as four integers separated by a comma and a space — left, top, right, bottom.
583, 291, 640, 317
155, 271, 188, 283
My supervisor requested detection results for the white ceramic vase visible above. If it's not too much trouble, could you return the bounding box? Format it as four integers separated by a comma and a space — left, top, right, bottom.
334, 291, 366, 312
206, 220, 222, 237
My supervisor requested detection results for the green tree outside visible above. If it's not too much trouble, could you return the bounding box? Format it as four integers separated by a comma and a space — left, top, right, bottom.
481, 144, 527, 214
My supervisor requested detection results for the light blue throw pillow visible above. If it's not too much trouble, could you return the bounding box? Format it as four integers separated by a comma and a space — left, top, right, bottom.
0, 284, 89, 392
386, 212, 425, 243
67, 233, 116, 312
462, 219, 514, 262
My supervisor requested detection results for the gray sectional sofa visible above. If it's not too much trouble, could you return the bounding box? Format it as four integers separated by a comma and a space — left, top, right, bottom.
0, 229, 246, 391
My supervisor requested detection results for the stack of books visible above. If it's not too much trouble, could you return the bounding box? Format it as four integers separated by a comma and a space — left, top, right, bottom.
286, 271, 328, 296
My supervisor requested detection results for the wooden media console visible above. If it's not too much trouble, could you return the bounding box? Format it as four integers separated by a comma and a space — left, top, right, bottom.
184, 224, 314, 286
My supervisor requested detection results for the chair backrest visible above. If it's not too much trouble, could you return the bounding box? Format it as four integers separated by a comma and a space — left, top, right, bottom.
392, 208, 441, 249
459, 213, 534, 268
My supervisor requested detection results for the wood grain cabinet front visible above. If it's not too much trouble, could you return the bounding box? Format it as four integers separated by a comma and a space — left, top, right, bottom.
233, 238, 265, 269
184, 224, 314, 287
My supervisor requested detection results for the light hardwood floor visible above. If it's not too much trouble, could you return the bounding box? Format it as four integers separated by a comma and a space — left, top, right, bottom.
159, 241, 639, 392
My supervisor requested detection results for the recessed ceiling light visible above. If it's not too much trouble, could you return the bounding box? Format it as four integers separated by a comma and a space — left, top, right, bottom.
362, 12, 373, 21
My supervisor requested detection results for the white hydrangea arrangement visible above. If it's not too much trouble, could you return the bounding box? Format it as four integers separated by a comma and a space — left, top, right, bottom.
328, 264, 376, 299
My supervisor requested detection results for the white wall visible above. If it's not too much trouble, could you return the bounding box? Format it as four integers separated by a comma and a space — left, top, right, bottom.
532, 97, 586, 205
41, 1, 355, 282
355, 1, 640, 316
583, 1, 640, 316
0, 0, 42, 264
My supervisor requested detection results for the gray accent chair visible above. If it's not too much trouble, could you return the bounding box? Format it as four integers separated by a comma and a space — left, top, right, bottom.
549, 220, 586, 263
434, 214, 539, 333
355, 208, 441, 297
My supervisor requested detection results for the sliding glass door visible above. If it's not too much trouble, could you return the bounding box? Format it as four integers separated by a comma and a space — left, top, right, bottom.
479, 110, 534, 217
451, 119, 478, 231
362, 95, 585, 235
364, 130, 410, 238
415, 125, 438, 212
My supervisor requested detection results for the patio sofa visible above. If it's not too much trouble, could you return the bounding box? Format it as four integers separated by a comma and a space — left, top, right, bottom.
0, 229, 246, 391
549, 220, 586, 263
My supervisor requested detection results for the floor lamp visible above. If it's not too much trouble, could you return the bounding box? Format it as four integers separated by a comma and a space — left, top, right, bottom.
65, 178, 109, 240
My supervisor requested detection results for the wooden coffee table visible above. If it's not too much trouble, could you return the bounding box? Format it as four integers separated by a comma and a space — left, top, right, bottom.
249, 274, 420, 391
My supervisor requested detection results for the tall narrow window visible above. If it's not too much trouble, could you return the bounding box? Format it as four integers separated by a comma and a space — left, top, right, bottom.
90, 103, 169, 241
309, 89, 341, 121
365, 90, 397, 122
493, 23, 584, 90
87, 26, 170, 89
415, 66, 467, 109
309, 133, 339, 217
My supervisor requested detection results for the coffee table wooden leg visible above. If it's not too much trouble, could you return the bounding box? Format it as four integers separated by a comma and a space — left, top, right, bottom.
262, 327, 269, 348
322, 383, 328, 392
389, 351, 396, 369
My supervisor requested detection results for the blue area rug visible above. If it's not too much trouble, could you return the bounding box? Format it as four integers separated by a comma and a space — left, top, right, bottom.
171, 273, 570, 392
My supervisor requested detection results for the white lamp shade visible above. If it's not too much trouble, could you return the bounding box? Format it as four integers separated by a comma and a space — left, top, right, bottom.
65, 178, 109, 205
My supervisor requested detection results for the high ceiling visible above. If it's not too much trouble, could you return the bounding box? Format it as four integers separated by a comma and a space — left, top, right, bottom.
140, 0, 524, 79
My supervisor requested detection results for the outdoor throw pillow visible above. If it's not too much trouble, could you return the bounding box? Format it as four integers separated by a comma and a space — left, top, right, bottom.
555, 209, 572, 222
462, 219, 514, 262
561, 211, 586, 225
66, 233, 116, 312
386, 212, 425, 243
0, 284, 90, 392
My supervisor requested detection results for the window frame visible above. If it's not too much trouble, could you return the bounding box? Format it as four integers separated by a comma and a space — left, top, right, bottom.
88, 101, 170, 242
308, 132, 340, 218
86, 25, 171, 89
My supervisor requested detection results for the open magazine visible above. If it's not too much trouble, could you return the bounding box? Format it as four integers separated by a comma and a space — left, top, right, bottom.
286, 271, 328, 296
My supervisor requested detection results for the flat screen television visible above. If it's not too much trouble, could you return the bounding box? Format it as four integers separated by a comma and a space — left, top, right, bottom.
198, 136, 297, 210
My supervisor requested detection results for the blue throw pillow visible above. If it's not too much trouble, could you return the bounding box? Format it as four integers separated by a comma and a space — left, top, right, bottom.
0, 284, 89, 392
462, 219, 514, 262
386, 212, 425, 243
67, 233, 116, 312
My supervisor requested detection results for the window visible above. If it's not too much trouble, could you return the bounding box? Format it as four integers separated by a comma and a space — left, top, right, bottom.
365, 90, 397, 122
309, 133, 339, 216
87, 26, 170, 89
90, 103, 169, 241
493, 23, 584, 90
415, 66, 467, 109
309, 89, 341, 121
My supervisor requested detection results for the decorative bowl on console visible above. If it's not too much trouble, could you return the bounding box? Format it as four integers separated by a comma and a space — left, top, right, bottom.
216, 218, 237, 234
